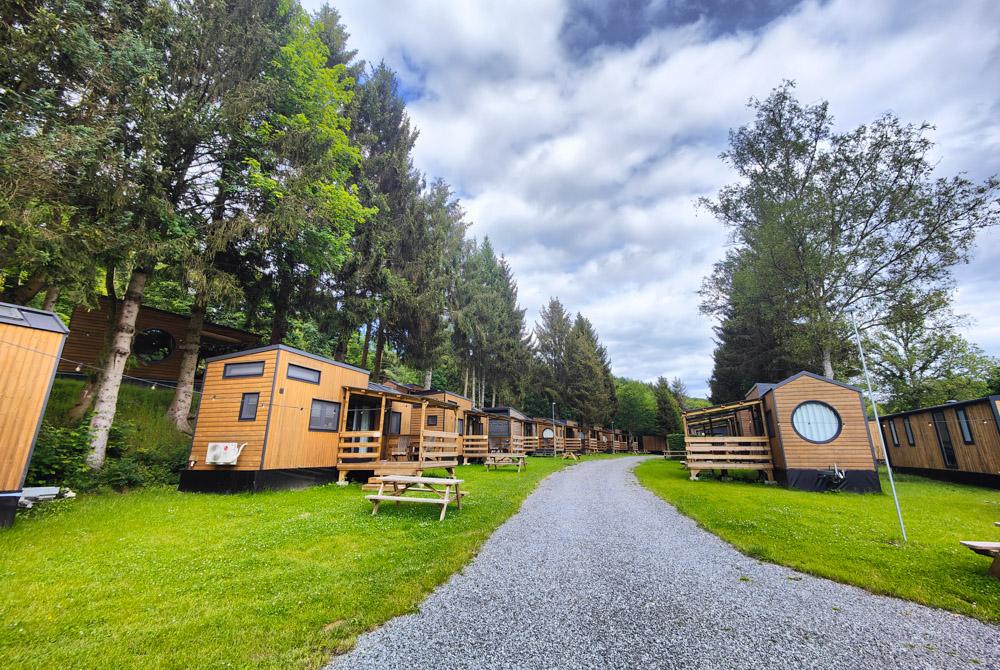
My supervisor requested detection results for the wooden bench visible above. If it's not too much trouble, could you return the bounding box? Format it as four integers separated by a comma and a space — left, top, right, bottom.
961, 529, 1000, 578
366, 475, 465, 521
484, 452, 527, 473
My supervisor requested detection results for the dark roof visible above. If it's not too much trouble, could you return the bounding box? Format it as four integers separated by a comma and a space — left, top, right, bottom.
879, 395, 999, 421
367, 382, 399, 394
482, 406, 529, 421
744, 382, 774, 399
750, 371, 862, 399
413, 388, 476, 403
0, 302, 68, 334
90, 296, 256, 342
205, 344, 370, 374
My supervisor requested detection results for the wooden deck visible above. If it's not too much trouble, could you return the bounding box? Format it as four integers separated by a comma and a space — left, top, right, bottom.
684, 436, 774, 481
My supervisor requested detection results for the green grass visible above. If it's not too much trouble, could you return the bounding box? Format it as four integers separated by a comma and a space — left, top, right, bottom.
0, 456, 585, 669
635, 459, 1000, 622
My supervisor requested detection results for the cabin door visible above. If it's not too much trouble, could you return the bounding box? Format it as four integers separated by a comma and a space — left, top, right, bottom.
931, 410, 958, 469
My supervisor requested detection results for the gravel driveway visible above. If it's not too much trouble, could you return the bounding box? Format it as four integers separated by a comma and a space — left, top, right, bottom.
327, 456, 1000, 669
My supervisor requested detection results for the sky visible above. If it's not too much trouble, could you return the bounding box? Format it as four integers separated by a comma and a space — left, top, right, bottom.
308, 0, 1000, 397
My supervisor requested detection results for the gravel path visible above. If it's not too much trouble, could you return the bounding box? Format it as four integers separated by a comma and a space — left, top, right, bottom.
327, 456, 1000, 669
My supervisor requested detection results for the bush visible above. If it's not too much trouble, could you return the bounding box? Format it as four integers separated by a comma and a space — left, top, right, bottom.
667, 433, 685, 453
24, 423, 92, 489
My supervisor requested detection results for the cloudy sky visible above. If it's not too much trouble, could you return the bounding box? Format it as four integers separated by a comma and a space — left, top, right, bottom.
311, 0, 1000, 396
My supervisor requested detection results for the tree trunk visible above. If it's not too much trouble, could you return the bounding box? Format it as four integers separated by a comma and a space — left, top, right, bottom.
334, 337, 348, 362
86, 268, 149, 470
423, 367, 432, 390
166, 296, 205, 433
463, 366, 469, 397
360, 321, 372, 368
269, 268, 292, 345
5, 273, 46, 305
491, 387, 496, 407
470, 367, 476, 405
372, 324, 386, 380
42, 285, 60, 311
822, 347, 834, 379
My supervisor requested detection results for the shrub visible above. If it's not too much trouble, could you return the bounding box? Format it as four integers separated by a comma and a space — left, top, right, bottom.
667, 433, 685, 453
24, 423, 92, 489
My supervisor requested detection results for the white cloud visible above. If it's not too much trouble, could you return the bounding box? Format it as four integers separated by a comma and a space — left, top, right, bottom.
318, 0, 1000, 396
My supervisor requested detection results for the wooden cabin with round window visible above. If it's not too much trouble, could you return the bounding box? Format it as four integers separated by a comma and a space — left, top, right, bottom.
877, 397, 1000, 488
180, 345, 461, 492
0, 303, 68, 526
682, 371, 880, 493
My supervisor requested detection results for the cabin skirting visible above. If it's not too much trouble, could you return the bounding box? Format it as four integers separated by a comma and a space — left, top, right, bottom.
178, 467, 341, 493
0, 493, 19, 528
893, 466, 1000, 490
778, 468, 882, 493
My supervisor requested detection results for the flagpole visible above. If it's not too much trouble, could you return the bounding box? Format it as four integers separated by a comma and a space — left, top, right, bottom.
851, 313, 907, 542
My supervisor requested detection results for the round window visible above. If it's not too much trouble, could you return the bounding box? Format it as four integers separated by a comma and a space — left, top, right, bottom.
134, 328, 176, 364
791, 401, 842, 443
542, 427, 555, 439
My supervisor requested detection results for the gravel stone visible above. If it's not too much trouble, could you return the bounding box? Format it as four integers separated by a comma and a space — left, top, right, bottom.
327, 456, 1000, 669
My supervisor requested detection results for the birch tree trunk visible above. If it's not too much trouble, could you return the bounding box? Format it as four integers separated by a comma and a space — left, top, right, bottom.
463, 366, 469, 397
470, 367, 476, 405
491, 387, 496, 407
372, 324, 386, 379
822, 347, 834, 379
423, 367, 432, 390
86, 268, 149, 470
166, 295, 205, 433
42, 285, 60, 310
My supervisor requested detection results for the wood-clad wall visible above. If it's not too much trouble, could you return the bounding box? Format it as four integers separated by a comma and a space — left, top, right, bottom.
881, 400, 1000, 475
189, 350, 279, 471
264, 351, 370, 469
59, 298, 258, 381
0, 323, 64, 491
771, 376, 875, 471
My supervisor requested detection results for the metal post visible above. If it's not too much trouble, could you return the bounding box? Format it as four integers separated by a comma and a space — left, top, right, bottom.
551, 402, 556, 457
852, 313, 907, 542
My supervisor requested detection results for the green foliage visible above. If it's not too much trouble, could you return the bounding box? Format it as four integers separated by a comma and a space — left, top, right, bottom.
654, 376, 684, 435
702, 81, 999, 385
636, 460, 1000, 623
666, 433, 685, 453
614, 379, 658, 435
24, 423, 92, 489
0, 458, 579, 669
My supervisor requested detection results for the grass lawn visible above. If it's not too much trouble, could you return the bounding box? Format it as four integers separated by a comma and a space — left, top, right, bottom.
0, 456, 586, 669
635, 459, 1000, 623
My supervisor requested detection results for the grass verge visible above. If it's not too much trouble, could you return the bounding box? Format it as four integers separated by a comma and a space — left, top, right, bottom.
0, 456, 583, 669
634, 458, 1000, 623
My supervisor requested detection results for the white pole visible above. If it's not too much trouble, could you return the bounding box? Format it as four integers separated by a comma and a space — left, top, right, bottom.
551, 402, 556, 457
851, 313, 907, 542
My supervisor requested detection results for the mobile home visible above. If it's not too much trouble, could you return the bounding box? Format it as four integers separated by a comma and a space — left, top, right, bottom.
878, 397, 1000, 488
0, 303, 68, 526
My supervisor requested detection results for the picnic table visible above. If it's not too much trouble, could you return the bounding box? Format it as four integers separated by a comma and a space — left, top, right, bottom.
366, 475, 464, 521
960, 521, 1000, 578
484, 452, 527, 472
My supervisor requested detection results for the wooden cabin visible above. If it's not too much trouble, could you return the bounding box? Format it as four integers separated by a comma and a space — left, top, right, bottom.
642, 434, 666, 454
483, 406, 529, 453
682, 371, 880, 493
878, 397, 1000, 488
563, 419, 584, 456
413, 389, 491, 463
521, 418, 541, 454
180, 345, 461, 492
58, 297, 259, 382
535, 417, 565, 456
0, 303, 68, 527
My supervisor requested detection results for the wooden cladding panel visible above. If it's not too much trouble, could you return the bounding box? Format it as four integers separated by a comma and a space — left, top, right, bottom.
761, 392, 786, 469
58, 298, 257, 382
772, 376, 875, 471
0, 324, 64, 491
883, 401, 1000, 475
189, 350, 278, 471
264, 351, 369, 469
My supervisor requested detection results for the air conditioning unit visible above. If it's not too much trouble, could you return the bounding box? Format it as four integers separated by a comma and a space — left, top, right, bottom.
205, 442, 246, 465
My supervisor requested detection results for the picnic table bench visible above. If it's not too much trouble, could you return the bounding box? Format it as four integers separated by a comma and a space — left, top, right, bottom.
961, 522, 1000, 578
366, 475, 465, 521
484, 452, 527, 472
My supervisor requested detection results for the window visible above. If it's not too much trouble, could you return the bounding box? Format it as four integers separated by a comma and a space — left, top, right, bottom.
903, 416, 915, 446
309, 399, 341, 432
387, 411, 402, 435
134, 328, 176, 364
223, 361, 265, 378
239, 392, 259, 421
791, 401, 841, 443
457, 418, 464, 435
489, 418, 509, 437
888, 420, 899, 448
287, 363, 320, 384
426, 414, 438, 427
956, 407, 974, 444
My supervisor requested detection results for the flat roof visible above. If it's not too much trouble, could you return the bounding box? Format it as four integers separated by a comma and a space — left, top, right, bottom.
879, 395, 999, 421
0, 302, 68, 334
205, 344, 370, 374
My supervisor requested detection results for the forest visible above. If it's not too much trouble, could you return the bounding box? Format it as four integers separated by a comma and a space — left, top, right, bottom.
1, 0, 682, 475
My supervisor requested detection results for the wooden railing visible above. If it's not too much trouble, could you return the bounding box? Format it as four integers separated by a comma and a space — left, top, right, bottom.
461, 435, 488, 461
337, 430, 383, 466
522, 436, 539, 453
419, 430, 462, 465
684, 436, 773, 481
564, 437, 582, 453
